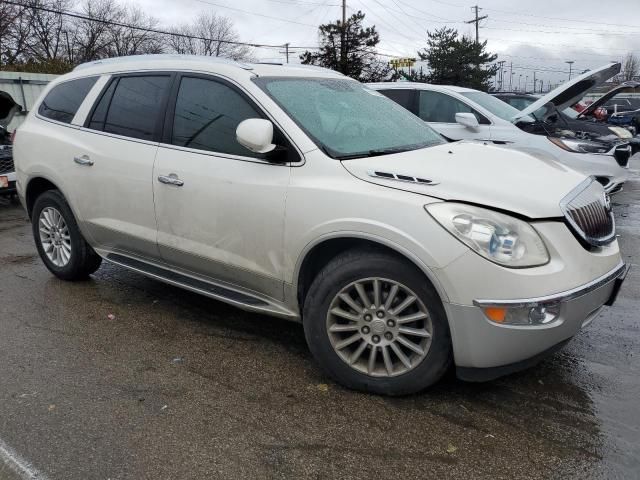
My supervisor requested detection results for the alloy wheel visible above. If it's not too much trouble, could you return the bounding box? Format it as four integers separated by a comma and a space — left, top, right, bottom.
326, 277, 433, 377
39, 207, 72, 267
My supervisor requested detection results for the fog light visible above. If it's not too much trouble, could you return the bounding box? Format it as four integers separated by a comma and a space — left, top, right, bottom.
482, 303, 560, 325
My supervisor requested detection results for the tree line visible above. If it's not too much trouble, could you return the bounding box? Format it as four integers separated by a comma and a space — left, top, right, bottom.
0, 0, 251, 73
0, 1, 499, 90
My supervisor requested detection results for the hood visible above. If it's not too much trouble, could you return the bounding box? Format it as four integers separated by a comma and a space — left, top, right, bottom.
341, 141, 586, 219
0, 91, 22, 128
516, 63, 621, 122
580, 80, 640, 117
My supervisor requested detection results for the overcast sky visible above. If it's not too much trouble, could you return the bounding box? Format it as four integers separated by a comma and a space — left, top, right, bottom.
134, 0, 640, 89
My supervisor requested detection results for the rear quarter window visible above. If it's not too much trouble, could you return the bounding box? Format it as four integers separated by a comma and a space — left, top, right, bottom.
38, 77, 98, 124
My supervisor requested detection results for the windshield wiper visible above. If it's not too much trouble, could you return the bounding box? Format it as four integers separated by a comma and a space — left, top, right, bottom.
334, 145, 422, 160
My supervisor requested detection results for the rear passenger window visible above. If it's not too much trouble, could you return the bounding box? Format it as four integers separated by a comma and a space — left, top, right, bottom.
38, 76, 98, 124
378, 89, 416, 113
171, 77, 263, 156
88, 75, 170, 141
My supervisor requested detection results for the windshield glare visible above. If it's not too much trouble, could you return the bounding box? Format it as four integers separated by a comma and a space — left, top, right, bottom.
255, 77, 444, 158
460, 91, 522, 121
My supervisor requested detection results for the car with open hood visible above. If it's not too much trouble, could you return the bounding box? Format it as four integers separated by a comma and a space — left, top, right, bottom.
0, 90, 21, 195
493, 91, 640, 155
369, 63, 631, 194
14, 55, 627, 395
579, 81, 640, 135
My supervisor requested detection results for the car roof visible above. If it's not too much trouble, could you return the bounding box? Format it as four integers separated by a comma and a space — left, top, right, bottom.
63, 54, 346, 82
368, 82, 480, 94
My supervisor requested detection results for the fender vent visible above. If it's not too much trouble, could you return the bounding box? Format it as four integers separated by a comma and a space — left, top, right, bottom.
369, 171, 438, 185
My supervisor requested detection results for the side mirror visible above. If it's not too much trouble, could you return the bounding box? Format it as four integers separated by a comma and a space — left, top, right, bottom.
236, 118, 276, 154
455, 112, 479, 129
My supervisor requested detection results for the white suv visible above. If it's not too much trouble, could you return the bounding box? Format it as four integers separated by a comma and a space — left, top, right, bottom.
14, 55, 627, 395
369, 63, 631, 194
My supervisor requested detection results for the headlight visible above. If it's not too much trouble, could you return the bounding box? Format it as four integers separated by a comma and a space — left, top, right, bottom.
548, 137, 609, 154
609, 126, 632, 139
425, 203, 549, 268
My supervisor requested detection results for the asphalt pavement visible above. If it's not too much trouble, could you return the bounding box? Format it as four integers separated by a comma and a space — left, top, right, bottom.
0, 159, 638, 479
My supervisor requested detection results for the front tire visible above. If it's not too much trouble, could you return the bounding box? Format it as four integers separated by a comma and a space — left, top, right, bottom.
32, 190, 102, 280
303, 249, 452, 396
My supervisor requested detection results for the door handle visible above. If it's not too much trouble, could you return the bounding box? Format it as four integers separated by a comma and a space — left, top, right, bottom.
74, 155, 94, 166
157, 174, 184, 187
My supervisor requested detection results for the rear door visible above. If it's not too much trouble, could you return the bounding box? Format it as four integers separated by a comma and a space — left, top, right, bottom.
417, 90, 492, 141
69, 73, 173, 259
152, 74, 291, 299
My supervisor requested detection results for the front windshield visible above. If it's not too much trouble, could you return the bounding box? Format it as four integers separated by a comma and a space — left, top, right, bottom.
254, 77, 444, 158
460, 91, 521, 121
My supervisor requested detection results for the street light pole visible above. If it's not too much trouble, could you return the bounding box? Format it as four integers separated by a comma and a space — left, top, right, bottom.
566, 60, 575, 80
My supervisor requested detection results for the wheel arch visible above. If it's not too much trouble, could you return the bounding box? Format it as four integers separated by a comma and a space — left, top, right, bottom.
25, 176, 62, 219
294, 233, 449, 312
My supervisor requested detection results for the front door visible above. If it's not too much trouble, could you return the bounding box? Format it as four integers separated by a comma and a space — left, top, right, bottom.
417, 90, 492, 142
152, 74, 290, 300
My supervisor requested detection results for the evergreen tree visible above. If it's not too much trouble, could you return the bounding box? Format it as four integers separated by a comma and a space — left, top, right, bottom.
410, 27, 498, 90
300, 11, 395, 82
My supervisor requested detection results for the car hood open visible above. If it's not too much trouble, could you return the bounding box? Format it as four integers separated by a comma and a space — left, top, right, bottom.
580, 80, 640, 117
515, 63, 621, 122
341, 141, 586, 219
0, 91, 22, 128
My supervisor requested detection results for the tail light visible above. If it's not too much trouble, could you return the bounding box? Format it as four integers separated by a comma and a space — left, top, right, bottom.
9, 130, 16, 144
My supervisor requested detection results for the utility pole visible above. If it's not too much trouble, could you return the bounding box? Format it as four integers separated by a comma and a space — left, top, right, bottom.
340, 0, 347, 75
465, 5, 488, 44
278, 43, 291, 63
566, 60, 574, 80
509, 62, 513, 91
533, 71, 536, 93
497, 60, 505, 91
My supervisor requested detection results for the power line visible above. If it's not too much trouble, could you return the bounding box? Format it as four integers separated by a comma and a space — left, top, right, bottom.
1, 0, 289, 49
482, 6, 640, 30
192, 0, 318, 27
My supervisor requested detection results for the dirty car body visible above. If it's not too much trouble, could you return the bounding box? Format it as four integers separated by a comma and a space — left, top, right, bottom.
13, 55, 627, 395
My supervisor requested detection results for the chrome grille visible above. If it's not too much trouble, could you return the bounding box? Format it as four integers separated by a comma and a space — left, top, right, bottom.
560, 178, 615, 247
0, 146, 13, 174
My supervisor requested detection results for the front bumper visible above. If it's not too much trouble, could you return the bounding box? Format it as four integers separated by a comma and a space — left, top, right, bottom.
445, 262, 628, 378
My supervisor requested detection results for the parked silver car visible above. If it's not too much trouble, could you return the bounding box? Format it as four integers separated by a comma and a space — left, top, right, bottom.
14, 55, 627, 395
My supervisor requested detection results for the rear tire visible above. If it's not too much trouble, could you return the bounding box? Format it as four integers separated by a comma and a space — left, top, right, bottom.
32, 190, 102, 280
303, 249, 452, 396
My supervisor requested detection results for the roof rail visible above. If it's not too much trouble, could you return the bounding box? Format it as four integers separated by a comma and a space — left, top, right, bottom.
253, 62, 344, 76
74, 54, 253, 71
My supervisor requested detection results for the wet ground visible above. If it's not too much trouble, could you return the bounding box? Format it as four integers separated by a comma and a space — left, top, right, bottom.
0, 160, 638, 480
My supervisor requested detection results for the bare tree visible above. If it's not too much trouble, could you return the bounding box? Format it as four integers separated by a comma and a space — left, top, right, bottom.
107, 5, 164, 57
70, 0, 122, 63
166, 12, 252, 61
0, 2, 28, 66
23, 0, 72, 61
622, 53, 640, 82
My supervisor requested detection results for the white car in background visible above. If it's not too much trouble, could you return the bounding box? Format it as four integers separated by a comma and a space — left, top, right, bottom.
369, 63, 630, 194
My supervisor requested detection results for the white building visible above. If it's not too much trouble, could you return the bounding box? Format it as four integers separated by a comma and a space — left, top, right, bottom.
0, 71, 60, 130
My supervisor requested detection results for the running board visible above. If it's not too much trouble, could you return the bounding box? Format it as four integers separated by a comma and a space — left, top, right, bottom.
103, 252, 299, 320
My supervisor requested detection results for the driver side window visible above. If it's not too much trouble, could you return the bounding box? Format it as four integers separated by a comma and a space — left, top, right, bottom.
419, 90, 488, 124
171, 76, 263, 157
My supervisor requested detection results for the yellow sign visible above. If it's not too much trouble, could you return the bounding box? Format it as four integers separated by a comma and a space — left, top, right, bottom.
390, 58, 416, 68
